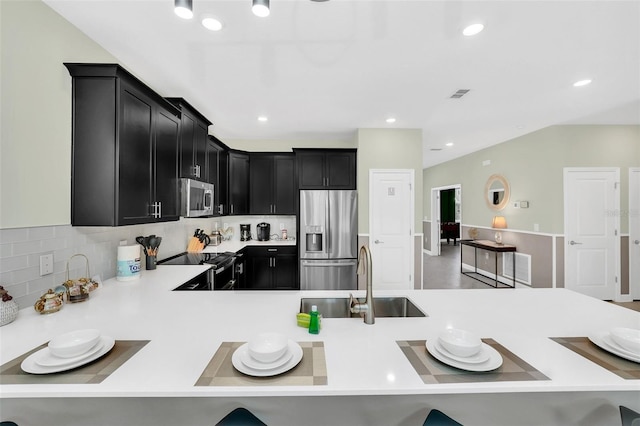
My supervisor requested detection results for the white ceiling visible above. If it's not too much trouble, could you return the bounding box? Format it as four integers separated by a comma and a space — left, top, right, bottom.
44, 0, 640, 168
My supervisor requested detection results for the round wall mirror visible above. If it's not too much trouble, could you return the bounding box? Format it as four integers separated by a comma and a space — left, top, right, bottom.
485, 174, 510, 211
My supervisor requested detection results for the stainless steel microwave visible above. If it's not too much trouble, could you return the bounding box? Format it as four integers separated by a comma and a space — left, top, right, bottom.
180, 178, 214, 217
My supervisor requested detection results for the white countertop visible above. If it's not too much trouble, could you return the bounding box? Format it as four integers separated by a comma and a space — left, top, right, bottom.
1, 266, 639, 400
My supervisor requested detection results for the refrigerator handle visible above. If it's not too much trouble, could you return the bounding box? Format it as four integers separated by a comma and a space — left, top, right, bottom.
325, 194, 330, 255
301, 260, 357, 267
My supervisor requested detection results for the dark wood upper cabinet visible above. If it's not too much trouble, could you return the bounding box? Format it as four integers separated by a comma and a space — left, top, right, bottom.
295, 149, 356, 189
206, 136, 229, 216
249, 153, 296, 215
228, 151, 249, 215
165, 98, 211, 181
65, 63, 180, 226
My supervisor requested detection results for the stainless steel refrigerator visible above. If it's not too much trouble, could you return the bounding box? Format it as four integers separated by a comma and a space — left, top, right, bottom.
299, 190, 357, 290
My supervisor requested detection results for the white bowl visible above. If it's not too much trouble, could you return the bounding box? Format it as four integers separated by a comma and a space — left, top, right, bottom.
248, 332, 289, 363
48, 328, 101, 358
438, 328, 482, 358
610, 327, 640, 354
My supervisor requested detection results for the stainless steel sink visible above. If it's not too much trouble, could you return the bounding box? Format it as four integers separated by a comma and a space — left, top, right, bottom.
300, 297, 427, 318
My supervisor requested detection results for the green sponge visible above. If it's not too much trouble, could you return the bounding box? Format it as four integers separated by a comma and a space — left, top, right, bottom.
297, 312, 310, 328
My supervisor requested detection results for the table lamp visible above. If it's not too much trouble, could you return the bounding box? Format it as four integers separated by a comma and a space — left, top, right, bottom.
492, 216, 507, 244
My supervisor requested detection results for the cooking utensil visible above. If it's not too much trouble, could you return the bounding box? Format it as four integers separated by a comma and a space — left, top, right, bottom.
135, 236, 148, 255
136, 235, 162, 257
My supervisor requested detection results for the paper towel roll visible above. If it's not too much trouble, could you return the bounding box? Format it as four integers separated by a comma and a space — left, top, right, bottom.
116, 245, 141, 281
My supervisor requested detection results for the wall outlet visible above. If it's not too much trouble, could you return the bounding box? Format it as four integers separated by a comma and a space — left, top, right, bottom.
39, 253, 54, 276
534, 223, 540, 232
485, 252, 489, 260
119, 240, 127, 246
280, 223, 285, 230
482, 160, 491, 166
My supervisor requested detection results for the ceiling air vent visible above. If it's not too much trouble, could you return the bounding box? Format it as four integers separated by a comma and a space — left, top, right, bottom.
430, 148, 443, 151
450, 89, 470, 99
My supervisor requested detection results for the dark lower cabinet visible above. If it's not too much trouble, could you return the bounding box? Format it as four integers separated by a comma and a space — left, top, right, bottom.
243, 246, 298, 290
65, 63, 180, 226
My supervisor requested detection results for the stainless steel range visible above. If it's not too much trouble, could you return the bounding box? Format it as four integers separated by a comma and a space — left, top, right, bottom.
158, 252, 237, 290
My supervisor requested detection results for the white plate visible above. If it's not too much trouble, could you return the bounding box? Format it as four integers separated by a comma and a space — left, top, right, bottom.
21, 336, 115, 374
588, 332, 640, 363
433, 340, 490, 364
241, 347, 294, 370
232, 340, 302, 377
36, 340, 104, 367
426, 339, 503, 372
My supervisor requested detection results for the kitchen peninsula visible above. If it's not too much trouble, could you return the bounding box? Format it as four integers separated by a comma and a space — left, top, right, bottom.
0, 267, 638, 426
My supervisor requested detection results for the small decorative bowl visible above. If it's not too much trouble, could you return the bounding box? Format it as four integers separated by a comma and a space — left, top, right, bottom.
49, 328, 101, 358
248, 332, 288, 363
610, 327, 640, 354
438, 328, 482, 358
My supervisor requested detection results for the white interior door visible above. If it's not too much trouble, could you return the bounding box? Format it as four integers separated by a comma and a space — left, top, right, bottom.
564, 168, 620, 300
630, 168, 640, 300
370, 170, 414, 290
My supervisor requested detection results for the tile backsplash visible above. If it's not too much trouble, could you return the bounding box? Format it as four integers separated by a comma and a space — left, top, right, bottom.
0, 216, 296, 310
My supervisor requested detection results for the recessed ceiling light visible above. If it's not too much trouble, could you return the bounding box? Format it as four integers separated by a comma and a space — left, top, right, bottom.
445, 142, 454, 147
252, 0, 270, 17
174, 0, 193, 19
573, 79, 592, 87
258, 116, 268, 122
463, 23, 484, 36
386, 117, 396, 123
202, 17, 223, 31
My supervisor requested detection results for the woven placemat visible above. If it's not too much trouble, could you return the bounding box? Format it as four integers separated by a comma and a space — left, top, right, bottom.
195, 341, 327, 386
0, 340, 149, 385
551, 337, 640, 380
397, 338, 549, 384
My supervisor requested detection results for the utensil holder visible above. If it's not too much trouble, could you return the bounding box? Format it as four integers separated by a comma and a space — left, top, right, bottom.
146, 255, 157, 270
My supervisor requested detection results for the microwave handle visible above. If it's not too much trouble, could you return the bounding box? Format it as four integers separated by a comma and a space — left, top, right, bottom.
204, 189, 213, 209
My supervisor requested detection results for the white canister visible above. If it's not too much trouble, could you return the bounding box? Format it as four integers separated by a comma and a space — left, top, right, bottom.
116, 245, 141, 281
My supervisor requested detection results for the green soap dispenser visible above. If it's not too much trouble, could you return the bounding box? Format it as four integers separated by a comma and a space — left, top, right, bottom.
308, 305, 320, 334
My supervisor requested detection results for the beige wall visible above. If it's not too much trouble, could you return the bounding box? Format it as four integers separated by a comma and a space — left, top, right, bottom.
356, 128, 423, 233
423, 125, 640, 234
1, 0, 118, 229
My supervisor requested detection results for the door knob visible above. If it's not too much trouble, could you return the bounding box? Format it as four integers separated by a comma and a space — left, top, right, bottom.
374, 240, 384, 244
569, 240, 583, 245
635, 240, 640, 245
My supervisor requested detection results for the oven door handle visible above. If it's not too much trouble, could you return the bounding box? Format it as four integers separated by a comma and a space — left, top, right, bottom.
213, 258, 236, 274
220, 279, 236, 290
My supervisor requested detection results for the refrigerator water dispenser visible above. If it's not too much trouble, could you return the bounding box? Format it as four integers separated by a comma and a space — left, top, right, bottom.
306, 233, 323, 252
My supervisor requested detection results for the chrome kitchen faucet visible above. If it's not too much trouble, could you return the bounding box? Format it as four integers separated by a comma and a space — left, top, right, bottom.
349, 244, 375, 325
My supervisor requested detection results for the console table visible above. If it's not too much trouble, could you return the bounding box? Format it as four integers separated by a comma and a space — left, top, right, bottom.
460, 239, 516, 288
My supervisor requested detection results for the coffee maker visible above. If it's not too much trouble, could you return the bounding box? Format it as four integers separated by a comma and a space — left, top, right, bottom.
240, 224, 251, 241
257, 222, 270, 241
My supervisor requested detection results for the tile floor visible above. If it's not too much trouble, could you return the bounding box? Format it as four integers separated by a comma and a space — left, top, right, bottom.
424, 242, 640, 313
422, 242, 488, 290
